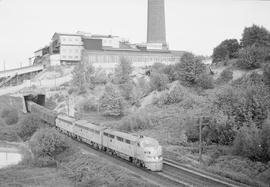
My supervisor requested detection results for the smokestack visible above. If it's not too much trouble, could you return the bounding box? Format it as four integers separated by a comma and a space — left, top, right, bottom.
147, 0, 166, 46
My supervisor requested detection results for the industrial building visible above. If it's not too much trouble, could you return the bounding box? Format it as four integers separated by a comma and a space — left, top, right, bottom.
33, 0, 184, 68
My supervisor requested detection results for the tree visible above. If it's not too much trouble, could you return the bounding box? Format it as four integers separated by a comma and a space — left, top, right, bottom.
240, 24, 270, 48
30, 128, 71, 166
71, 49, 96, 92
99, 84, 125, 117
149, 72, 169, 91
212, 39, 240, 63
237, 45, 268, 69
114, 57, 133, 84
175, 52, 206, 86
17, 114, 46, 141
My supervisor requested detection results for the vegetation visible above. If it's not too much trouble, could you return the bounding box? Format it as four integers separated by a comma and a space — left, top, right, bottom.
152, 83, 184, 106
118, 112, 153, 132
99, 83, 125, 117
237, 45, 269, 69
240, 24, 270, 48
1, 108, 19, 125
30, 128, 71, 166
175, 52, 206, 86
149, 72, 169, 91
17, 114, 47, 141
216, 69, 233, 84
212, 39, 239, 63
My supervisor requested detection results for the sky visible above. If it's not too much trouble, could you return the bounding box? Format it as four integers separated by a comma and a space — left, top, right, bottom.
0, 0, 270, 70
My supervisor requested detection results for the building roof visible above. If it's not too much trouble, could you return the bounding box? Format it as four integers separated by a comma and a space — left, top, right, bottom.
34, 45, 49, 53
91, 34, 119, 38
52, 32, 82, 40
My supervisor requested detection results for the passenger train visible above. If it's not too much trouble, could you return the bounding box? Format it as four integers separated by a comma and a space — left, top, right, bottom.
23, 95, 163, 171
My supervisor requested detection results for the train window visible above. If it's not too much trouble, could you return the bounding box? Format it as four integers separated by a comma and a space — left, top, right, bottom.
125, 139, 130, 144
137, 143, 140, 147
104, 133, 108, 136
117, 137, 123, 142
109, 134, 115, 138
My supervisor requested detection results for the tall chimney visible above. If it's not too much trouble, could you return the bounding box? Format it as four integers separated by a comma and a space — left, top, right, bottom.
147, 0, 166, 46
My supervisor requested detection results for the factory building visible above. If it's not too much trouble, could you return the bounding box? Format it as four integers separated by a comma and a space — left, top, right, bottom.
33, 0, 184, 68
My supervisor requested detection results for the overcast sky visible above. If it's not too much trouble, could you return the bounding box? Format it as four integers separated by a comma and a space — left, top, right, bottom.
0, 0, 270, 70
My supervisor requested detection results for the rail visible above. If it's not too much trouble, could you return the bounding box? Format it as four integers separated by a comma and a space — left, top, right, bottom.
160, 159, 251, 187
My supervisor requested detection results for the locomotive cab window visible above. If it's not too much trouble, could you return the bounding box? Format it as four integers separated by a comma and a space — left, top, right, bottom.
104, 133, 108, 137
117, 137, 123, 142
125, 139, 130, 144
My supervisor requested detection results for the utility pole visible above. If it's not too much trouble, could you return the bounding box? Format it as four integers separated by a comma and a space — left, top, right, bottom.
199, 117, 202, 164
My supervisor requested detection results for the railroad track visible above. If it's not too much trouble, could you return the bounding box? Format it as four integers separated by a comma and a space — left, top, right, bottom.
159, 159, 250, 187
74, 139, 251, 187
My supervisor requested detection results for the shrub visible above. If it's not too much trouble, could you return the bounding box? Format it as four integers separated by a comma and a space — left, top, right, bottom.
163, 64, 177, 82
149, 72, 169, 91
237, 45, 268, 69
1, 108, 18, 125
152, 83, 184, 106
175, 52, 206, 86
216, 69, 233, 84
79, 98, 98, 113
118, 112, 153, 132
99, 84, 125, 117
196, 73, 214, 89
212, 39, 240, 63
214, 83, 270, 129
93, 69, 108, 84
232, 123, 264, 161
30, 128, 71, 165
17, 114, 46, 141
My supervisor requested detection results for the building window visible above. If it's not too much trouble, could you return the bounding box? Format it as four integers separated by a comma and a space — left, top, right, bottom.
62, 55, 66, 59
74, 56, 78, 59
69, 56, 73, 59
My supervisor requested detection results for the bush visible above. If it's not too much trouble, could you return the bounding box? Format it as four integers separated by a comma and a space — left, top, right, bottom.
163, 64, 177, 82
17, 114, 46, 141
152, 83, 184, 106
214, 83, 270, 129
118, 112, 153, 132
1, 108, 18, 125
99, 84, 125, 117
93, 69, 108, 84
232, 123, 264, 161
216, 69, 233, 85
237, 45, 268, 69
196, 73, 214, 89
149, 72, 169, 91
79, 98, 98, 113
175, 52, 206, 86
212, 39, 240, 63
30, 128, 71, 164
